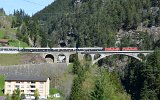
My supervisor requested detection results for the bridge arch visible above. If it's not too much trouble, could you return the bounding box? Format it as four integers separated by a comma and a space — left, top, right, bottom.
94, 53, 101, 60
45, 54, 54, 63
57, 54, 66, 63
93, 53, 142, 65
69, 54, 77, 63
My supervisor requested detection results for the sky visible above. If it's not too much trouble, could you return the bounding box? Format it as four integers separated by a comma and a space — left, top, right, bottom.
0, 0, 54, 16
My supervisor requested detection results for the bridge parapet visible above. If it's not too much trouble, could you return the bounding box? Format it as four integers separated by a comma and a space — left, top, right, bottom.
0, 47, 154, 65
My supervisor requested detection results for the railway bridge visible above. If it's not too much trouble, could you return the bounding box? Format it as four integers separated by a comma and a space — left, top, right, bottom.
0, 47, 154, 65
79, 51, 154, 64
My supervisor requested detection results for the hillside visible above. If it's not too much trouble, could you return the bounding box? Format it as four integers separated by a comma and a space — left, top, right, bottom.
0, 53, 45, 66
33, 0, 160, 48
0, 8, 28, 47
1, 0, 160, 99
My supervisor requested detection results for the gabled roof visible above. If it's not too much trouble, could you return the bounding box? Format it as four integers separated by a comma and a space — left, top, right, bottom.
5, 75, 49, 82
0, 39, 9, 43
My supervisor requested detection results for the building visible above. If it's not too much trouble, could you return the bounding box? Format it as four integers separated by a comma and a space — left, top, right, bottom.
4, 75, 50, 99
0, 39, 9, 46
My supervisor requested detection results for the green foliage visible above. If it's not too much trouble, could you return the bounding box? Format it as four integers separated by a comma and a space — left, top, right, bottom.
50, 88, 59, 95
70, 57, 89, 100
90, 77, 105, 100
122, 60, 144, 100
0, 75, 4, 96
70, 77, 83, 100
12, 9, 44, 46
31, 0, 160, 47
11, 88, 21, 100
5, 93, 11, 100
140, 49, 160, 99
72, 54, 81, 74
140, 31, 153, 50
0, 30, 4, 38
70, 59, 130, 100
122, 49, 160, 100
8, 40, 28, 47
91, 68, 130, 100
34, 89, 40, 100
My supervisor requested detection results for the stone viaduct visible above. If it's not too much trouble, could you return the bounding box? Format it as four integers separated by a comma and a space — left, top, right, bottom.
40, 51, 154, 65
0, 48, 154, 65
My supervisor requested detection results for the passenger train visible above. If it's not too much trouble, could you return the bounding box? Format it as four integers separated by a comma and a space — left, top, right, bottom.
0, 47, 138, 52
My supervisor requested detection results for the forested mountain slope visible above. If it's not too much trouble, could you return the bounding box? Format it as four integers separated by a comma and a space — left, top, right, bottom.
33, 0, 160, 48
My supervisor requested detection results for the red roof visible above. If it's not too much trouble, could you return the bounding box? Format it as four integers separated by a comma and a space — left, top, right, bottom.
0, 39, 9, 43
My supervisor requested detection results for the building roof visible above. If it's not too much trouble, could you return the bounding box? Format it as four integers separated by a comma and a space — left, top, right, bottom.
5, 75, 49, 82
0, 39, 9, 43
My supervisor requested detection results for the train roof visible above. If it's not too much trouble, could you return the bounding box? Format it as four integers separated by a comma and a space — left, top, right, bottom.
77, 47, 103, 49
22, 47, 77, 49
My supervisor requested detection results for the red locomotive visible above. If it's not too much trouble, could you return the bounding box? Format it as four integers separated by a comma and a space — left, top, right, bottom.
122, 47, 138, 51
104, 47, 138, 51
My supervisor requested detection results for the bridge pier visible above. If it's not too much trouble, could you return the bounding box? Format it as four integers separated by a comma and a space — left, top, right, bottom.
90, 54, 95, 62
78, 53, 85, 61
64, 53, 71, 64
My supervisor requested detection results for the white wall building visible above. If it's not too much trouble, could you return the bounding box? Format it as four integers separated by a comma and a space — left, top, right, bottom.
4, 75, 50, 99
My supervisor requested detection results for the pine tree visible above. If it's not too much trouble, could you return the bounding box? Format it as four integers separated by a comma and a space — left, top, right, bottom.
11, 88, 21, 100
90, 78, 105, 100
72, 53, 81, 74
34, 89, 40, 100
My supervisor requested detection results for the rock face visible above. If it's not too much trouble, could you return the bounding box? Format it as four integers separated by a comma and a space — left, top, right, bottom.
0, 8, 12, 29
115, 25, 160, 49
0, 8, 5, 15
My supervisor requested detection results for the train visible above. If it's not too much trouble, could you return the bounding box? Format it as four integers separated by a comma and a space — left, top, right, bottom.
104, 47, 138, 51
0, 47, 138, 52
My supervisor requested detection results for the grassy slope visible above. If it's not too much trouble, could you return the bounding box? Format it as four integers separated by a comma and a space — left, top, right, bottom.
0, 29, 28, 47
0, 30, 4, 38
0, 53, 45, 66
0, 54, 21, 66
8, 40, 28, 47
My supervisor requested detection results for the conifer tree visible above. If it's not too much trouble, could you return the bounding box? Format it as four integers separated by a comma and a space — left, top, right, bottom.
11, 88, 21, 100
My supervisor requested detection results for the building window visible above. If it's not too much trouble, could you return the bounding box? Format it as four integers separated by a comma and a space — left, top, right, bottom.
39, 85, 43, 88
30, 85, 35, 88
16, 81, 20, 83
27, 90, 30, 93
27, 85, 30, 88
21, 90, 24, 92
31, 90, 35, 92
31, 81, 35, 84
15, 85, 19, 88
39, 89, 43, 93
7, 85, 11, 88
21, 85, 24, 88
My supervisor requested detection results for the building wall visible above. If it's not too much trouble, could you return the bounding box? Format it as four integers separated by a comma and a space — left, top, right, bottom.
4, 78, 50, 98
